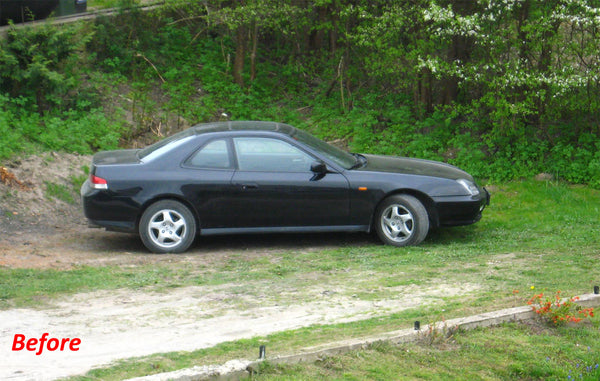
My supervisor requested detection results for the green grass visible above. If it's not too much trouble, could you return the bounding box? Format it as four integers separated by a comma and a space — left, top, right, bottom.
2, 180, 600, 379
44, 181, 76, 204
87, 0, 127, 10
40, 168, 88, 205
249, 322, 600, 380
0, 266, 179, 308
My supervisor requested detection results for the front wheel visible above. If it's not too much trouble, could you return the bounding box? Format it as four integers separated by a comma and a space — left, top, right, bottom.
139, 200, 196, 253
374, 194, 429, 247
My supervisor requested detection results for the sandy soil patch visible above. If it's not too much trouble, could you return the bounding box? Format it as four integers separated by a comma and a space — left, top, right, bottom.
0, 282, 479, 380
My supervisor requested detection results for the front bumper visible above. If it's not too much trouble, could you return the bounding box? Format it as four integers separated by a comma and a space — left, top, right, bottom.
482, 187, 491, 210
433, 187, 490, 227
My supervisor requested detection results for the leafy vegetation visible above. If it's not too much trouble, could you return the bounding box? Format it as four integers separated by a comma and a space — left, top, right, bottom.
0, 22, 124, 158
1, 0, 600, 186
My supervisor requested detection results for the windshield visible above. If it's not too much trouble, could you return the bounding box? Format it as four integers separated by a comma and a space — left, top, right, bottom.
137, 129, 195, 160
291, 129, 356, 169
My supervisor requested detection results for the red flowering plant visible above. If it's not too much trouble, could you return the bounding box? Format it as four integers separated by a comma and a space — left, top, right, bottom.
528, 290, 594, 326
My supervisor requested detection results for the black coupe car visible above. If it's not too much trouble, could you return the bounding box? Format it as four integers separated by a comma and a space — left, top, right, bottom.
81, 121, 489, 253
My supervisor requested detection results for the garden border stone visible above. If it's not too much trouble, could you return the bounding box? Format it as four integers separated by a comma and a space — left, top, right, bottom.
127, 293, 600, 381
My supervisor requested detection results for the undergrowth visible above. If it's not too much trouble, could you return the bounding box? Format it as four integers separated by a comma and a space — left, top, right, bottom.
0, 5, 599, 188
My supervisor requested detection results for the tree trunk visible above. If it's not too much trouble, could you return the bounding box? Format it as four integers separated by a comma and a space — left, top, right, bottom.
442, 0, 476, 105
250, 21, 258, 82
329, 6, 338, 57
309, 6, 328, 50
417, 68, 433, 115
233, 26, 247, 87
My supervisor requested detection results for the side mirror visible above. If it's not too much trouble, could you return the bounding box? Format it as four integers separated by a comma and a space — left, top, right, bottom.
310, 161, 327, 174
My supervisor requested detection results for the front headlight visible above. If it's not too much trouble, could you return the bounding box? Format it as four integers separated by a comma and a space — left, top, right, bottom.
457, 179, 480, 196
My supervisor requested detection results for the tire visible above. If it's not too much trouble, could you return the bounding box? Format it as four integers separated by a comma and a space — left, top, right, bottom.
139, 200, 196, 253
374, 194, 429, 247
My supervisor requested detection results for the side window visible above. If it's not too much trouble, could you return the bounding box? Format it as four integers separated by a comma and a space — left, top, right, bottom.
234, 137, 314, 172
186, 139, 231, 169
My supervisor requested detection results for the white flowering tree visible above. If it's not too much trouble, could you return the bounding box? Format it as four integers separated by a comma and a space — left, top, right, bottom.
352, 0, 600, 130
340, 0, 600, 182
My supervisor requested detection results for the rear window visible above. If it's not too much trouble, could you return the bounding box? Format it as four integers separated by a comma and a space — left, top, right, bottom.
137, 129, 195, 160
186, 139, 232, 169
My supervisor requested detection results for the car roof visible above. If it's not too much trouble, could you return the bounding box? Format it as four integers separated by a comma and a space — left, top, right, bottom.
190, 121, 297, 136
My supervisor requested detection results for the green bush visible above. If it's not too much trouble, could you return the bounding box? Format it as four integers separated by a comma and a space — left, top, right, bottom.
0, 94, 123, 159
0, 23, 92, 112
38, 109, 124, 154
1, 2, 600, 190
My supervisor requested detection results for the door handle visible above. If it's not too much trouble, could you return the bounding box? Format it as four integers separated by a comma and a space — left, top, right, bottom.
239, 183, 258, 190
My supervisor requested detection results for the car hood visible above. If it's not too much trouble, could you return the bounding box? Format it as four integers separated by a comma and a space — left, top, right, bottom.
92, 149, 141, 165
358, 154, 472, 181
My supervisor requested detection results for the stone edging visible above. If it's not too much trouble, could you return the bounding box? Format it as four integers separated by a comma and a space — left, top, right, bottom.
127, 293, 600, 381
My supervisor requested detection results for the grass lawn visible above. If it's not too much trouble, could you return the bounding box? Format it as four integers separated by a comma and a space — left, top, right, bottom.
1, 179, 599, 379
250, 322, 600, 380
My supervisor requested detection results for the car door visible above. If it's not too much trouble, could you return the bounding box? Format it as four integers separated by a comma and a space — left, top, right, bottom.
228, 136, 351, 228
180, 138, 237, 229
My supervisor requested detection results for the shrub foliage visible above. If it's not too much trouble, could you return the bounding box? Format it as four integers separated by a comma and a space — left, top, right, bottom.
1, 0, 599, 186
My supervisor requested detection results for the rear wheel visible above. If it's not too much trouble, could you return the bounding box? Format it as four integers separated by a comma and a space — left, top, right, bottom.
139, 200, 196, 253
374, 194, 429, 247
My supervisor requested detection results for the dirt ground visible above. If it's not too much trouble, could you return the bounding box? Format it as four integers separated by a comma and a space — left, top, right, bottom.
0, 153, 478, 380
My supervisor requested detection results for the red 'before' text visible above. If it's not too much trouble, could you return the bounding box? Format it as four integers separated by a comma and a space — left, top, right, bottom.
12, 333, 81, 355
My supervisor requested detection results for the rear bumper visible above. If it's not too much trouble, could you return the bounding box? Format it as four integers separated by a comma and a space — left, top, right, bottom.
86, 219, 137, 233
80, 179, 139, 233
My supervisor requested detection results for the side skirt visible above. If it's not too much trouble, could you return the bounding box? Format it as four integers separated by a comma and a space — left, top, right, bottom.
200, 225, 370, 236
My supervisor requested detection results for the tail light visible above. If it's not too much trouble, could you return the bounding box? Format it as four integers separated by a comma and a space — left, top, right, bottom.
90, 174, 108, 190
